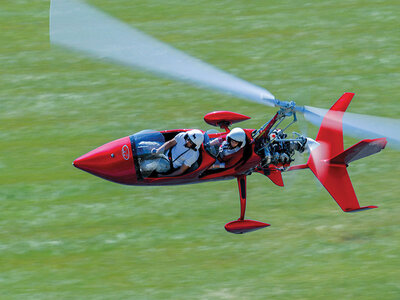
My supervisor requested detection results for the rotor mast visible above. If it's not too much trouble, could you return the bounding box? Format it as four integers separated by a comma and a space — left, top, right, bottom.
252, 99, 297, 140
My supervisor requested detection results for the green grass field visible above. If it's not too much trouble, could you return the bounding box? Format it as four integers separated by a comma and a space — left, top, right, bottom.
1, 0, 399, 299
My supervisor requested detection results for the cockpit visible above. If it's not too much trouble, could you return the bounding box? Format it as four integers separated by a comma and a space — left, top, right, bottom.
129, 128, 253, 180
129, 130, 166, 178
130, 129, 206, 178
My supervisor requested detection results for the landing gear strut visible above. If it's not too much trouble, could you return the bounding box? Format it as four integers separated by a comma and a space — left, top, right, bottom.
224, 175, 270, 234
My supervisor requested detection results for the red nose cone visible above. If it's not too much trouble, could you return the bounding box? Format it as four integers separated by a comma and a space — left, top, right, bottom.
73, 136, 137, 184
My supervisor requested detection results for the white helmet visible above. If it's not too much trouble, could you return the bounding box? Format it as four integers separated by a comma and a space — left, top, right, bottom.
185, 129, 204, 150
226, 128, 246, 148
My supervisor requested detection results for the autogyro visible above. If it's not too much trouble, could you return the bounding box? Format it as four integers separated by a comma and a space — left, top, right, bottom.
50, 0, 398, 233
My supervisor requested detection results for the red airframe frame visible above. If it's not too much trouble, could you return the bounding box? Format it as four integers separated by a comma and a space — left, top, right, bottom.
73, 93, 387, 234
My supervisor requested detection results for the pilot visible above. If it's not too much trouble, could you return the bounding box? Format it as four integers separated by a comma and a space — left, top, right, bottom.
149, 129, 204, 177
208, 127, 247, 169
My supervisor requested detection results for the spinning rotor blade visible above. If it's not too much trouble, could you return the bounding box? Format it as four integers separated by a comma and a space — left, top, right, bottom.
50, 0, 275, 105
299, 106, 400, 150
50, 1, 400, 149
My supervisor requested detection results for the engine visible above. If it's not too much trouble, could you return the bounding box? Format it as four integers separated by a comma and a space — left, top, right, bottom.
256, 129, 307, 169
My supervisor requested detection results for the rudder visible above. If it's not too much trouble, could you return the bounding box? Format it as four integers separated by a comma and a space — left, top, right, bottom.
307, 93, 381, 212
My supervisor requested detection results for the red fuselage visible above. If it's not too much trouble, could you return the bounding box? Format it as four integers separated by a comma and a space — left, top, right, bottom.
73, 129, 262, 186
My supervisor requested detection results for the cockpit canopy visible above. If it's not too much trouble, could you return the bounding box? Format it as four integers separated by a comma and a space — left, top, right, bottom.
130, 129, 225, 159
130, 130, 165, 157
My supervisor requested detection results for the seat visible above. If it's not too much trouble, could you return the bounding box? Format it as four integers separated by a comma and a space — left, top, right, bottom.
184, 147, 203, 174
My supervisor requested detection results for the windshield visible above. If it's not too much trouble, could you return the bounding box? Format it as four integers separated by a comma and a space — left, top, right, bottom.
130, 130, 165, 157
129, 130, 167, 178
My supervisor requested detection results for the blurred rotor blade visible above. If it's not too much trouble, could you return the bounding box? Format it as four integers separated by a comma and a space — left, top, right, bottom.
50, 0, 275, 105
299, 106, 400, 150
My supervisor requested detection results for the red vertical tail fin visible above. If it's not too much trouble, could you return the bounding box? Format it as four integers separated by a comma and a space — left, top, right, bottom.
314, 92, 353, 158
307, 93, 385, 212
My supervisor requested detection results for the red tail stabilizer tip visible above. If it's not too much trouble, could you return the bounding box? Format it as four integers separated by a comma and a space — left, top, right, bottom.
307, 93, 384, 212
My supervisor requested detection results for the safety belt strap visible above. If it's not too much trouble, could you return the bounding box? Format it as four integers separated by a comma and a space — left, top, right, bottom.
168, 148, 190, 169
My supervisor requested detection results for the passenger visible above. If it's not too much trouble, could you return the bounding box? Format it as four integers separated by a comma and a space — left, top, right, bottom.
143, 130, 204, 177
209, 128, 247, 169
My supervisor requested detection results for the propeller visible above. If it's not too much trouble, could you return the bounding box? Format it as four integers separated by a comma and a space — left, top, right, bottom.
50, 0, 400, 149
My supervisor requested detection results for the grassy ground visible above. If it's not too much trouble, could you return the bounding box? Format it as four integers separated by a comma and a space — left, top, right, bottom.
1, 0, 399, 299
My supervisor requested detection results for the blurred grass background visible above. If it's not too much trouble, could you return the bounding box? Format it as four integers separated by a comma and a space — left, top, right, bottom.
0, 0, 399, 299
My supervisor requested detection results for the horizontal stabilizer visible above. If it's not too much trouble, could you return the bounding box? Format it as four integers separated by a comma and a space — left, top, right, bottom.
329, 138, 387, 165
346, 205, 378, 213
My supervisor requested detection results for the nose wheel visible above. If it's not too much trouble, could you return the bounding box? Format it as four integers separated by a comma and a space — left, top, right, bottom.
225, 175, 270, 234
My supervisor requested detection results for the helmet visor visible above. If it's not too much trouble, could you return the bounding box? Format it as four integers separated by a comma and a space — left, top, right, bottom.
184, 134, 197, 150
